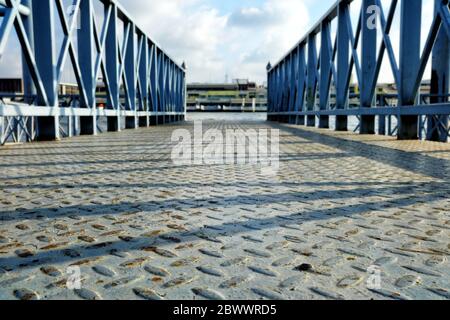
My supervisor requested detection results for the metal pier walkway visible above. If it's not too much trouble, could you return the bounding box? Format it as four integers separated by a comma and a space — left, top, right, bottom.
0, 0, 449, 302
0, 120, 449, 300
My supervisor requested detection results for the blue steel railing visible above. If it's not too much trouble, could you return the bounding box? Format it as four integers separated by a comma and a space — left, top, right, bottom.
267, 0, 450, 142
0, 0, 186, 144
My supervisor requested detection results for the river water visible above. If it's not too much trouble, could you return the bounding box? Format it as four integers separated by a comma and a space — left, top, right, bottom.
187, 112, 366, 132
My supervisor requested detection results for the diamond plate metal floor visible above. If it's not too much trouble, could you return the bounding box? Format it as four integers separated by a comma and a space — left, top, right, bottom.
0, 119, 449, 300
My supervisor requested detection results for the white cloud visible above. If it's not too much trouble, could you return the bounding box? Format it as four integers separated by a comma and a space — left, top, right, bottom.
122, 0, 311, 84
228, 7, 269, 28
227, 0, 310, 82
0, 0, 437, 86
121, 0, 227, 83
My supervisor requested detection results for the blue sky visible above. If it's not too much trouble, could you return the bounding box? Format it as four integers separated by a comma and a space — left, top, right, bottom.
121, 0, 338, 84
121, 0, 436, 85
210, 0, 333, 17
0, 0, 435, 85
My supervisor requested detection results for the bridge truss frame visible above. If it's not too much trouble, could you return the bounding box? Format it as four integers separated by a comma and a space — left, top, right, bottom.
0, 0, 186, 145
267, 0, 450, 142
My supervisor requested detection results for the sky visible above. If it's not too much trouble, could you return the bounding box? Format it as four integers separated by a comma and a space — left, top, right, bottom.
119, 0, 337, 84
0, 0, 436, 85
120, 0, 434, 85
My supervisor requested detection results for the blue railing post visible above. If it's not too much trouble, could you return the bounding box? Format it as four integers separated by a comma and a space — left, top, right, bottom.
165, 56, 170, 122
283, 55, 289, 122
269, 67, 275, 118
21, 0, 34, 102
286, 55, 292, 122
267, 71, 270, 118
21, 0, 35, 141
319, 19, 332, 129
398, 0, 422, 140
266, 69, 271, 117
0, 0, 186, 146
282, 58, 289, 119
182, 65, 187, 121
272, 69, 276, 116
167, 58, 172, 122
306, 34, 318, 127
174, 66, 179, 121
180, 68, 184, 120
170, 61, 175, 122
276, 65, 282, 120
336, 1, 350, 131
428, 0, 450, 142
163, 55, 169, 123
32, 0, 59, 141
106, 2, 120, 132
378, 96, 386, 135
360, 0, 377, 134
177, 67, 183, 120
158, 50, 164, 124
150, 44, 158, 125
78, 0, 96, 135
289, 51, 297, 124
297, 45, 306, 125
281, 59, 286, 121
138, 34, 149, 127
177, 64, 183, 121
125, 20, 137, 129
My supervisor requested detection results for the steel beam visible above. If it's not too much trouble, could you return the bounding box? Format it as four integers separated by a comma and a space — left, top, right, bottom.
138, 34, 149, 126
105, 2, 120, 132
428, 0, 450, 142
158, 51, 165, 123
319, 20, 332, 128
150, 44, 158, 117
0, 0, 186, 146
0, 0, 30, 16
32, 0, 59, 141
168, 60, 174, 117
280, 61, 285, 113
267, 103, 450, 116
306, 34, 318, 127
78, 0, 97, 135
296, 45, 306, 125
335, 1, 349, 131
398, 0, 422, 140
124, 20, 136, 129
21, 0, 35, 141
282, 59, 287, 114
288, 51, 297, 119
360, 0, 377, 134
177, 68, 181, 114
165, 55, 170, 117
0, 103, 184, 116
268, 0, 449, 142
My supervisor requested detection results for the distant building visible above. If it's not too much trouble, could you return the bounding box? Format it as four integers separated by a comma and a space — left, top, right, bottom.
59, 82, 81, 95
187, 79, 267, 112
0, 79, 80, 96
0, 78, 22, 94
0, 78, 434, 109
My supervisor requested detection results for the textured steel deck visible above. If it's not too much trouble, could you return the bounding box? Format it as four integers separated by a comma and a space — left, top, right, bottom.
0, 119, 449, 300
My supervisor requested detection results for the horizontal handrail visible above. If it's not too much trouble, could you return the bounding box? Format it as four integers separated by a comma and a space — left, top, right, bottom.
267, 0, 450, 141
